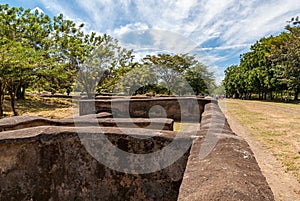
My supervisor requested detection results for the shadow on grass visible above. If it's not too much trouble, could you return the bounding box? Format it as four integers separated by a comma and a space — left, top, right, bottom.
3, 95, 73, 115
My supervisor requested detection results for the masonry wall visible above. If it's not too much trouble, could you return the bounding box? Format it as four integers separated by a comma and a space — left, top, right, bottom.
79, 97, 212, 122
178, 103, 274, 200
0, 127, 191, 201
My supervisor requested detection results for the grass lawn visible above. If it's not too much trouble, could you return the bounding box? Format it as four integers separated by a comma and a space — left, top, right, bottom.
220, 99, 300, 183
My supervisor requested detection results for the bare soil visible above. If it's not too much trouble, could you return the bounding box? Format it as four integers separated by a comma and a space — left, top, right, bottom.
223, 107, 300, 201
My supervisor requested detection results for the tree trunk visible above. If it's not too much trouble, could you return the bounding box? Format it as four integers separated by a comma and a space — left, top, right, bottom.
269, 91, 273, 100
9, 90, 18, 116
16, 83, 27, 100
167, 85, 171, 96
294, 89, 299, 101
0, 94, 3, 118
0, 102, 3, 118
8, 83, 19, 116
0, 82, 4, 118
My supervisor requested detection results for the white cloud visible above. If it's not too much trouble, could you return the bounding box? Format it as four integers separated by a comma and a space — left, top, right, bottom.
113, 23, 149, 36
220, 0, 300, 45
116, 29, 200, 57
199, 43, 252, 51
38, 0, 300, 48
37, 0, 300, 79
31, 6, 44, 14
40, 0, 67, 15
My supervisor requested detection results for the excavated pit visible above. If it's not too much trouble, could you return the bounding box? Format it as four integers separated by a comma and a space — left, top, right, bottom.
0, 97, 274, 201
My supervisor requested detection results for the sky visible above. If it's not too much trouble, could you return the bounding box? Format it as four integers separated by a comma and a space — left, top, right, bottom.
1, 0, 300, 83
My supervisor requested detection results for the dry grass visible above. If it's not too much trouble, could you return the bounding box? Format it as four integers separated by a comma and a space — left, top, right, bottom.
2, 95, 74, 119
173, 122, 200, 132
220, 99, 300, 183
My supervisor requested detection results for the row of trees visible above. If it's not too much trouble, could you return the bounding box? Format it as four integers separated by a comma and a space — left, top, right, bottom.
223, 17, 300, 101
0, 4, 215, 117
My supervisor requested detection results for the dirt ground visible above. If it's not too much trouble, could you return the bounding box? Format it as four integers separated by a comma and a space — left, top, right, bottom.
223, 109, 300, 201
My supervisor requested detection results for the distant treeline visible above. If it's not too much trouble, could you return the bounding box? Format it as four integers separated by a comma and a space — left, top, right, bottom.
223, 17, 300, 101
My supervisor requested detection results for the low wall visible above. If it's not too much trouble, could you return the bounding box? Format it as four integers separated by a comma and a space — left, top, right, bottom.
178, 103, 274, 200
0, 115, 174, 132
0, 113, 112, 132
79, 97, 212, 122
0, 127, 191, 201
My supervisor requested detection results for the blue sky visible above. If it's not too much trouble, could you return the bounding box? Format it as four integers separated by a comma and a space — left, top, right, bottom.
1, 0, 300, 83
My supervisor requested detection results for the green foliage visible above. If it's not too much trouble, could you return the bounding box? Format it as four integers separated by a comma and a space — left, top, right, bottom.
0, 4, 86, 116
224, 17, 300, 101
76, 34, 134, 97
212, 84, 225, 95
0, 4, 135, 116
184, 63, 215, 95
142, 54, 214, 95
114, 64, 157, 95
142, 54, 191, 95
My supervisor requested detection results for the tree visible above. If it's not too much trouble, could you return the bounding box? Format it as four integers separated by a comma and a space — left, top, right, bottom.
43, 13, 86, 95
76, 34, 134, 98
0, 38, 46, 115
272, 17, 300, 100
223, 65, 241, 98
114, 63, 158, 95
142, 54, 195, 95
0, 5, 53, 99
184, 63, 215, 95
0, 4, 87, 116
224, 17, 300, 101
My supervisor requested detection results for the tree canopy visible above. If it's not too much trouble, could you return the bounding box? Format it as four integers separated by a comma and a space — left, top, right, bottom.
141, 54, 214, 95
223, 17, 300, 101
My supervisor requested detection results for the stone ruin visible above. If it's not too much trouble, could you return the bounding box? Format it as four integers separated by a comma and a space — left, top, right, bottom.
0, 96, 274, 200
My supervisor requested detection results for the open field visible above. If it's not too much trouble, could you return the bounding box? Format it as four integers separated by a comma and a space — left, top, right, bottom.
220, 99, 300, 183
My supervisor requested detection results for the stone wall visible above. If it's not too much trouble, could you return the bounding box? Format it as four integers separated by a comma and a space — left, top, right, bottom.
0, 115, 174, 132
79, 97, 212, 122
0, 127, 191, 201
178, 103, 274, 200
0, 113, 112, 132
